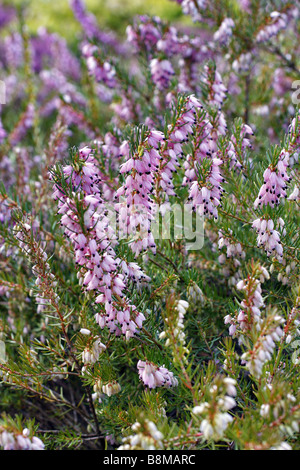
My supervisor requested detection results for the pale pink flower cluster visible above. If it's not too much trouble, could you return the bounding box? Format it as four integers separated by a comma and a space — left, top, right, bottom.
182, 69, 227, 220
126, 15, 162, 53
284, 110, 300, 170
102, 381, 121, 397
52, 146, 146, 338
115, 129, 166, 256
0, 428, 44, 450
260, 390, 299, 438
203, 65, 228, 108
81, 335, 106, 365
155, 94, 203, 209
252, 217, 285, 261
284, 302, 300, 346
192, 377, 237, 441
232, 52, 253, 74
227, 123, 254, 169
288, 111, 300, 151
224, 267, 270, 340
254, 151, 290, 208
181, 0, 206, 23
150, 58, 175, 91
256, 11, 288, 43
182, 101, 211, 185
260, 389, 297, 417
188, 157, 224, 220
93, 378, 121, 399
82, 43, 117, 89
118, 420, 164, 450
288, 186, 300, 201
120, 259, 151, 291
218, 229, 245, 262
137, 360, 178, 389
159, 299, 190, 358
213, 18, 235, 45
241, 314, 284, 378
13, 222, 60, 315
187, 281, 205, 305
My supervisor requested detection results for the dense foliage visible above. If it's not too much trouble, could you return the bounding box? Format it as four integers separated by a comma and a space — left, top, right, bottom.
0, 0, 299, 450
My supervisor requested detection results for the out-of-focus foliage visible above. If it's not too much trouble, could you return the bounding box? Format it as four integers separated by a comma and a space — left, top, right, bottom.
4, 0, 183, 39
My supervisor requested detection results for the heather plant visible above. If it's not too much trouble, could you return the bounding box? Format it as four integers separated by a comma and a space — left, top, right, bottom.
0, 0, 299, 451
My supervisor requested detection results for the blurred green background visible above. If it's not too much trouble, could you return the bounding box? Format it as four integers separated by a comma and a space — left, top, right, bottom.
5, 0, 184, 39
